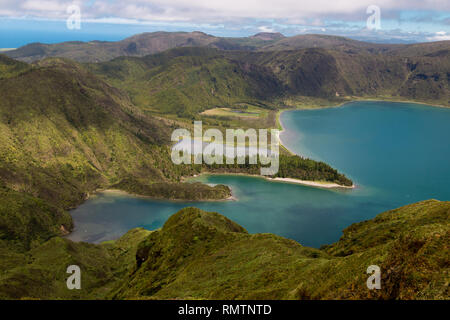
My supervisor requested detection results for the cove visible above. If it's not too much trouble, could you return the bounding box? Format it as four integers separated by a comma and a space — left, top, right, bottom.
67, 101, 450, 248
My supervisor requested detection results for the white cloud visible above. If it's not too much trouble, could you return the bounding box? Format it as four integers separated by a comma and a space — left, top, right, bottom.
21, 0, 69, 12
258, 26, 275, 33
426, 31, 450, 41
1, 0, 449, 42
0, 0, 449, 23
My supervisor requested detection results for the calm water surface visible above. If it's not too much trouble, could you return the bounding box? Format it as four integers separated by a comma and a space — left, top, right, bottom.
67, 101, 450, 247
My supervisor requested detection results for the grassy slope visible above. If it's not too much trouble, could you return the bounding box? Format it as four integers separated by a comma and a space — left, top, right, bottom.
0, 52, 447, 299
0, 55, 30, 79
1, 200, 446, 300
0, 228, 151, 299
6, 32, 449, 107
0, 54, 353, 279
0, 53, 352, 219
109, 200, 449, 300
0, 55, 240, 251
0, 185, 72, 250
230, 48, 450, 107
88, 47, 449, 120
4, 32, 214, 63
86, 47, 283, 118
0, 56, 173, 208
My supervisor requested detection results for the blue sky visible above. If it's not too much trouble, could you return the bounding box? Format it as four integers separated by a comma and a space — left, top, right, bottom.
0, 0, 449, 47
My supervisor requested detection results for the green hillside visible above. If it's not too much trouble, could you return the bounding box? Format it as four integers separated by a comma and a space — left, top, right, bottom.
86, 47, 283, 118
88, 46, 449, 117
230, 47, 450, 106
0, 55, 30, 79
0, 55, 238, 247
0, 53, 352, 201
108, 200, 450, 300
6, 33, 449, 108
0, 227, 152, 299
0, 56, 175, 209
0, 54, 353, 273
4, 32, 215, 63
0, 34, 448, 301
1, 200, 447, 299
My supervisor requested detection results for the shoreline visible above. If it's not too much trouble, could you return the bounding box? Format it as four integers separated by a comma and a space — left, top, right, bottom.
276, 98, 450, 120
274, 98, 450, 188
344, 98, 450, 110
93, 188, 238, 203
277, 110, 303, 157
267, 177, 355, 189
189, 172, 355, 189
277, 108, 355, 188
274, 98, 450, 140
65, 99, 443, 242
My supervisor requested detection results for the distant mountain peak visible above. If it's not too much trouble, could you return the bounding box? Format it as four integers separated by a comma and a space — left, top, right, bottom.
191, 31, 211, 36
251, 32, 285, 41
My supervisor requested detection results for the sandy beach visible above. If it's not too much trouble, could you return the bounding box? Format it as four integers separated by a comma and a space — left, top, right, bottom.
267, 177, 355, 189
189, 172, 355, 189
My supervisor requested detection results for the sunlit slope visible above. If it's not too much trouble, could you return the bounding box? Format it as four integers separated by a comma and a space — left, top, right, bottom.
111, 200, 449, 300
89, 46, 450, 116
0, 56, 232, 250
0, 227, 151, 299
0, 55, 352, 258
0, 196, 447, 299
87, 47, 283, 117
0, 56, 173, 209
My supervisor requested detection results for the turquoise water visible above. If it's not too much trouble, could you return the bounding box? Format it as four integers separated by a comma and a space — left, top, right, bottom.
67, 101, 450, 247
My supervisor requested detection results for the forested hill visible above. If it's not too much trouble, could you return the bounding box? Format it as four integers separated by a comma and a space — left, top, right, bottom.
0, 55, 237, 249
0, 33, 448, 300
1, 200, 448, 299
87, 46, 450, 117
85, 47, 285, 117
6, 32, 449, 108
0, 55, 172, 208
111, 200, 449, 300
0, 54, 353, 251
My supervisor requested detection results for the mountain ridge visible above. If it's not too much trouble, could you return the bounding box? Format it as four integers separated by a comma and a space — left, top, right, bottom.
6, 31, 450, 63
86, 45, 450, 114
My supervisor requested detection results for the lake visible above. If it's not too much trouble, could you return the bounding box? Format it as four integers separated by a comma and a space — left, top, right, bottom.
67, 101, 450, 247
